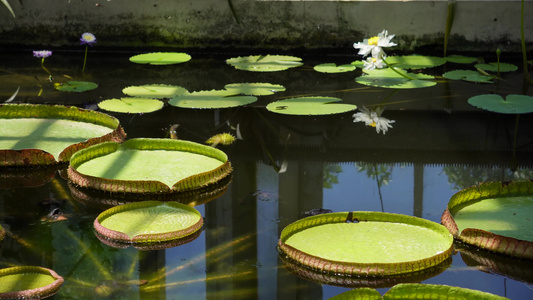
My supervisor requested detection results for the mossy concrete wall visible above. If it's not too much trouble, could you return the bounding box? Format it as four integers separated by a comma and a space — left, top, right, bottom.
0, 0, 531, 53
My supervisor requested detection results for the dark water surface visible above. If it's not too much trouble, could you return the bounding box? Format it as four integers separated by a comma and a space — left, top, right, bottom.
1, 50, 533, 299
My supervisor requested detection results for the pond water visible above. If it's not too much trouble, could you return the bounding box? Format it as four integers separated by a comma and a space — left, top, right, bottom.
1, 49, 533, 299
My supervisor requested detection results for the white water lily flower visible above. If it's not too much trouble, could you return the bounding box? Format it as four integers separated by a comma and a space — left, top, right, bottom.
363, 56, 386, 70
353, 106, 395, 134
353, 30, 397, 58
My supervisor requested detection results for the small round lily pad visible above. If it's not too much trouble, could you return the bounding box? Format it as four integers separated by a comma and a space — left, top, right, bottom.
468, 94, 533, 114
54, 81, 98, 92
169, 90, 257, 109
0, 266, 64, 299
278, 211, 453, 276
226, 55, 303, 72
384, 55, 447, 69
356, 68, 436, 89
443, 70, 493, 83
475, 62, 518, 73
129, 52, 192, 65
98, 98, 164, 114
445, 55, 478, 64
122, 84, 188, 99
314, 63, 356, 73
94, 201, 203, 248
224, 83, 286, 96
266, 96, 357, 115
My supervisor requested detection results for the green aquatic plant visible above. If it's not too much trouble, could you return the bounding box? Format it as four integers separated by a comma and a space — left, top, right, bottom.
97, 97, 164, 114
205, 133, 236, 147
224, 82, 285, 96
442, 70, 493, 83
226, 55, 303, 72
0, 266, 64, 298
313, 63, 356, 73
1, 0, 15, 18
54, 80, 98, 92
169, 89, 257, 109
80, 32, 96, 73
33, 50, 53, 82
266, 96, 357, 115
444, 54, 477, 64
467, 94, 533, 114
356, 68, 436, 89
122, 84, 188, 98
443, 0, 456, 57
129, 52, 192, 65
384, 55, 447, 69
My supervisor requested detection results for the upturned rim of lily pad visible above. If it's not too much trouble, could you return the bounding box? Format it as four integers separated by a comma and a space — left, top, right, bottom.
0, 104, 127, 167
0, 266, 64, 299
441, 180, 533, 260
68, 138, 232, 194
93, 201, 203, 249
278, 211, 453, 276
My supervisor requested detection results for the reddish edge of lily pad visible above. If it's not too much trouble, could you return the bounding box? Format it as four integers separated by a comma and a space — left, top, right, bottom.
441, 180, 533, 260
0, 266, 64, 299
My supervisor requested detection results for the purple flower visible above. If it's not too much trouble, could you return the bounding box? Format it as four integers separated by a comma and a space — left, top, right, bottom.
33, 50, 52, 58
80, 32, 97, 46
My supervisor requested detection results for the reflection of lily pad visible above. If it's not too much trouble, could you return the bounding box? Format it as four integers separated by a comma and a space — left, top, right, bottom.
475, 62, 518, 73
122, 84, 188, 99
442, 180, 533, 259
98, 98, 164, 114
278, 212, 453, 276
224, 83, 286, 96
226, 55, 303, 72
385, 55, 447, 69
54, 81, 98, 92
129, 52, 192, 65
0, 266, 64, 299
445, 55, 477, 64
94, 201, 203, 248
68, 138, 232, 193
468, 94, 533, 114
0, 104, 126, 167
169, 90, 257, 109
356, 68, 436, 89
443, 70, 493, 83
314, 63, 356, 73
266, 96, 357, 115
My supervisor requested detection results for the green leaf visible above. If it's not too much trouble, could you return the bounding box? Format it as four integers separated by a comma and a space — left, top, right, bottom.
0, 266, 63, 298
385, 55, 447, 69
54, 81, 98, 92
475, 62, 518, 72
442, 70, 493, 83
445, 55, 477, 64
356, 68, 436, 89
122, 84, 188, 99
350, 60, 365, 69
226, 55, 303, 72
224, 82, 286, 96
468, 94, 533, 114
384, 283, 509, 300
313, 63, 356, 73
168, 89, 257, 109
1, 0, 15, 18
98, 98, 164, 114
266, 96, 357, 115
129, 52, 192, 65
330, 288, 382, 300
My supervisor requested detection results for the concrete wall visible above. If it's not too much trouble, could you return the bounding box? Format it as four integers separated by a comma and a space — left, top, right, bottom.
0, 0, 531, 52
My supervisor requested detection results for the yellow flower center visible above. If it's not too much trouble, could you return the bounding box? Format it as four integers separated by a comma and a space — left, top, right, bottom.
370, 122, 377, 127
368, 36, 379, 46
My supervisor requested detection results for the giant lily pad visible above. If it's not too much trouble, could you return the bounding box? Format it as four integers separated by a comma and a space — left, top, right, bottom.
129, 52, 191, 65
94, 201, 203, 249
54, 81, 98, 92
0, 104, 126, 167
97, 98, 164, 114
224, 83, 286, 96
384, 55, 447, 69
0, 266, 64, 299
226, 55, 303, 72
169, 90, 257, 109
278, 211, 453, 276
468, 94, 533, 114
441, 180, 533, 259
356, 68, 436, 89
266, 96, 357, 115
68, 138, 232, 193
122, 84, 188, 99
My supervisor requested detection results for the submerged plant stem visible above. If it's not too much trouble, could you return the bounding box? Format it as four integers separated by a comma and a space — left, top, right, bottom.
142, 271, 254, 292
65, 230, 113, 280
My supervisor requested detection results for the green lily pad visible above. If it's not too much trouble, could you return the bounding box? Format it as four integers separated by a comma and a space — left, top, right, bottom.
94, 201, 203, 247
350, 60, 365, 69
445, 55, 477, 64
385, 55, 447, 69
356, 68, 436, 89
68, 138, 232, 193
475, 62, 518, 73
443, 70, 493, 83
226, 55, 303, 72
442, 180, 533, 259
313, 63, 356, 73
169, 90, 257, 109
98, 98, 164, 114
384, 283, 509, 300
129, 52, 192, 65
0, 104, 126, 167
224, 83, 286, 96
468, 94, 533, 114
122, 84, 188, 99
54, 81, 98, 92
278, 211, 453, 276
266, 96, 357, 115
330, 288, 382, 300
0, 266, 64, 299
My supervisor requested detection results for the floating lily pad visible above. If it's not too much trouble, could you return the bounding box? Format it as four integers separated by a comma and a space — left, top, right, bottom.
266, 96, 357, 115
445, 55, 477, 64
278, 211, 453, 276
98, 98, 164, 114
443, 70, 493, 83
356, 68, 436, 89
442, 180, 533, 259
0, 104, 126, 167
129, 52, 191, 65
54, 81, 98, 92
0, 165, 59, 188
226, 55, 303, 72
68, 138, 232, 193
94, 201, 203, 249
224, 83, 286, 96
0, 266, 64, 299
330, 288, 382, 300
468, 94, 533, 114
350, 60, 365, 69
314, 63, 356, 73
385, 55, 447, 69
122, 84, 188, 99
475, 62, 518, 73
169, 90, 257, 109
